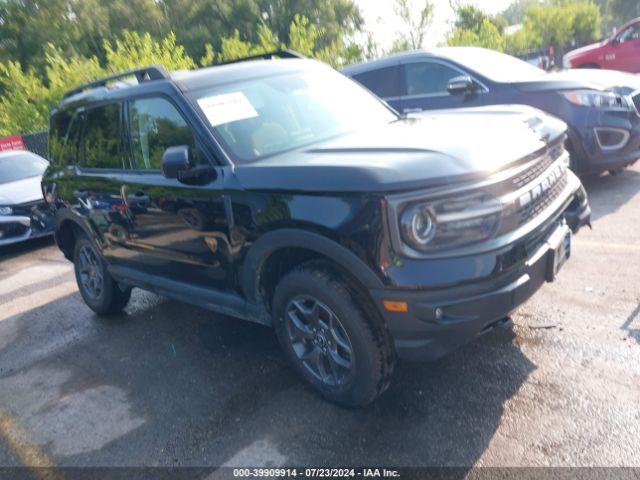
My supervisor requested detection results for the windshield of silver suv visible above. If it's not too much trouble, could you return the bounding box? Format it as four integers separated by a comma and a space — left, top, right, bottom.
190, 68, 398, 163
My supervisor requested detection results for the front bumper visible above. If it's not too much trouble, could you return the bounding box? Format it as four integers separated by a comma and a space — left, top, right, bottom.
370, 185, 591, 362
0, 210, 53, 246
568, 107, 640, 176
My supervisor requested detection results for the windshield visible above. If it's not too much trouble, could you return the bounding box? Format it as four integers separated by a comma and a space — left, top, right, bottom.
191, 67, 398, 163
442, 48, 547, 83
0, 152, 48, 184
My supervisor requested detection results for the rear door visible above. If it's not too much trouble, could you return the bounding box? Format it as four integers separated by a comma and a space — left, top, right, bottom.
119, 95, 231, 289
351, 63, 402, 111
74, 102, 133, 263
399, 59, 485, 113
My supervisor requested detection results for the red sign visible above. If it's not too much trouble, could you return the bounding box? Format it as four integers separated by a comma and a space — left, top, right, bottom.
0, 135, 25, 152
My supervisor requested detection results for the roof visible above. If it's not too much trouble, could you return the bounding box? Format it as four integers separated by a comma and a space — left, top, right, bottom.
57, 55, 322, 111
340, 47, 492, 76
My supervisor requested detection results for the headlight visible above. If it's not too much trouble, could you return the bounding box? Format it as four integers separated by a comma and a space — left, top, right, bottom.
0, 206, 13, 215
399, 193, 502, 252
562, 90, 625, 109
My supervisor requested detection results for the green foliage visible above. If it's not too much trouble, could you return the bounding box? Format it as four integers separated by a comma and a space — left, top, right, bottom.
103, 31, 197, 72
391, 0, 434, 50
448, 0, 601, 55
0, 11, 366, 136
0, 0, 363, 76
447, 18, 506, 51
288, 14, 324, 56
0, 62, 49, 136
446, 5, 507, 51
523, 1, 600, 48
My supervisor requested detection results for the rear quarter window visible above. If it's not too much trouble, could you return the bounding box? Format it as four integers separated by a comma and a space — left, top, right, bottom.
352, 66, 401, 99
80, 103, 125, 169
50, 111, 81, 166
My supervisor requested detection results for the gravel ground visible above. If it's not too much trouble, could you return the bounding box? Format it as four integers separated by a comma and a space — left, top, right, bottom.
0, 164, 638, 471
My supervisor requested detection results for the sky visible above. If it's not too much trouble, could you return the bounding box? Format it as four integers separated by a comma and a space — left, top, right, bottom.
356, 0, 515, 50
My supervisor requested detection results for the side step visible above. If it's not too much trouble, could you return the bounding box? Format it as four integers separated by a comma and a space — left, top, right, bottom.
108, 265, 270, 326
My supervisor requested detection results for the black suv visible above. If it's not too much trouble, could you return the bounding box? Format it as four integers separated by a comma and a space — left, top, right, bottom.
44, 53, 591, 406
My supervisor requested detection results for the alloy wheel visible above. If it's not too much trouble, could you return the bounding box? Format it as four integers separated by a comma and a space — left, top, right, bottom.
285, 295, 354, 387
78, 245, 104, 300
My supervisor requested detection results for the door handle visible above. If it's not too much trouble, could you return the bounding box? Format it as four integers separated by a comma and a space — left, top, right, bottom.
403, 108, 423, 113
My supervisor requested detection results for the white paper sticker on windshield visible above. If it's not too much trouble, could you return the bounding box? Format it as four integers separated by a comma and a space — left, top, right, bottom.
197, 92, 258, 127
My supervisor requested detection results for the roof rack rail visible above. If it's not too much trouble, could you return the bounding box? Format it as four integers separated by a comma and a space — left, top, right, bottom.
215, 49, 305, 66
62, 65, 170, 100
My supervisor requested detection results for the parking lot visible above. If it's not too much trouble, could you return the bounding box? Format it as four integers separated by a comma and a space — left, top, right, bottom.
0, 165, 638, 470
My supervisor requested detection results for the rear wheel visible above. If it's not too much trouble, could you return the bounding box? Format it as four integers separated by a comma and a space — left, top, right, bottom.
73, 235, 131, 315
273, 261, 395, 406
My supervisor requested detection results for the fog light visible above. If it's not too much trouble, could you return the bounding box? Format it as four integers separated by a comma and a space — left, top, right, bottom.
435, 307, 444, 320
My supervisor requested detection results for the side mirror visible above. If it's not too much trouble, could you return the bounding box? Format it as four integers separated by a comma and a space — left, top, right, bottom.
447, 75, 476, 95
162, 145, 191, 179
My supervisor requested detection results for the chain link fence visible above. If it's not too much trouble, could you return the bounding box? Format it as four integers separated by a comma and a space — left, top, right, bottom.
22, 131, 48, 158
0, 130, 48, 158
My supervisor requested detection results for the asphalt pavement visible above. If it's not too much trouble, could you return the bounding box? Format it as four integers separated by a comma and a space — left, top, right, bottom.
0, 165, 638, 471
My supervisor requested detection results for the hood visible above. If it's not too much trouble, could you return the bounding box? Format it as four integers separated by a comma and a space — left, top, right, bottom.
547, 69, 640, 96
512, 72, 605, 93
564, 41, 606, 60
0, 175, 44, 206
234, 105, 566, 193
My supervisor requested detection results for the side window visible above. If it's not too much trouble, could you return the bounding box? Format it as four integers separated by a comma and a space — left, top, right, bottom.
404, 62, 462, 96
50, 111, 81, 166
618, 23, 640, 43
128, 97, 202, 170
81, 103, 124, 169
352, 66, 401, 98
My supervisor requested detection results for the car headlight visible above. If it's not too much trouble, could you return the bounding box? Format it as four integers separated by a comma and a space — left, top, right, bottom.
399, 193, 502, 252
0, 206, 13, 215
562, 90, 625, 109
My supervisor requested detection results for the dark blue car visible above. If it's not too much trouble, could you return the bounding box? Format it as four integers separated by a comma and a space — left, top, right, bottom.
342, 47, 640, 177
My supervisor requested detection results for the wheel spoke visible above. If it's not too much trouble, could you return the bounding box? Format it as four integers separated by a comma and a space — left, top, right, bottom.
328, 347, 350, 369
329, 315, 351, 352
287, 309, 314, 340
284, 295, 355, 387
326, 350, 340, 383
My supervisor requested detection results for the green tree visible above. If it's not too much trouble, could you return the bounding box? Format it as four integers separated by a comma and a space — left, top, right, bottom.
446, 18, 506, 51
391, 0, 435, 50
446, 4, 507, 50
103, 31, 196, 72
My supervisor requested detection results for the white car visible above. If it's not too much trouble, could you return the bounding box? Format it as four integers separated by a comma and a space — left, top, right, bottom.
0, 150, 53, 246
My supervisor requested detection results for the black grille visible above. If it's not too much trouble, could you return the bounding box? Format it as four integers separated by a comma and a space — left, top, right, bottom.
518, 173, 568, 226
511, 142, 565, 189
632, 93, 640, 115
0, 222, 29, 239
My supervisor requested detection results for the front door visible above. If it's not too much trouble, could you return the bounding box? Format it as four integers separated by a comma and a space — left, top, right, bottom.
119, 96, 231, 289
399, 60, 484, 113
610, 22, 640, 72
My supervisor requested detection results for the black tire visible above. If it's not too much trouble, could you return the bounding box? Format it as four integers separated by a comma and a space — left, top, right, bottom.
73, 235, 131, 315
272, 261, 395, 406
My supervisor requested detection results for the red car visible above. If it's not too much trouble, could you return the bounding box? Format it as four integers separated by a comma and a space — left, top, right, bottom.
563, 17, 640, 72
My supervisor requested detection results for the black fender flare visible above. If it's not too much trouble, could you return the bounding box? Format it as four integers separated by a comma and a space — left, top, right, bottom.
53, 208, 101, 258
240, 228, 385, 304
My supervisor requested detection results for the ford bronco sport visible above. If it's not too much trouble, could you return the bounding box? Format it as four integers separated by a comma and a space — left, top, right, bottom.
44, 52, 591, 406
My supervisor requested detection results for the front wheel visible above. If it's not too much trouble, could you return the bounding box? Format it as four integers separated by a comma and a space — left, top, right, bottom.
73, 235, 131, 315
272, 261, 395, 406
